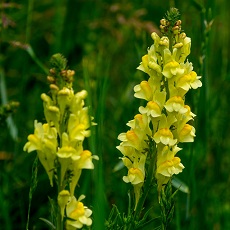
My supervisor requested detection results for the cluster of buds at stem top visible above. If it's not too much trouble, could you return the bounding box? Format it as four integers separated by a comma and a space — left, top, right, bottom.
117, 8, 202, 206
160, 19, 182, 35
23, 53, 98, 229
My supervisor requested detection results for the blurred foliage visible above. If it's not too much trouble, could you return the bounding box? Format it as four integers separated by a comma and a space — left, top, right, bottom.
0, 0, 230, 229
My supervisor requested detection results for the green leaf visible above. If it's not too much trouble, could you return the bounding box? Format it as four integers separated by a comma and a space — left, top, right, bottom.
39, 218, 56, 229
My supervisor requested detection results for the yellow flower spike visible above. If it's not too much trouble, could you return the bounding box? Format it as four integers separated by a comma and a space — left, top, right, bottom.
66, 195, 92, 229
58, 190, 70, 220
164, 96, 188, 114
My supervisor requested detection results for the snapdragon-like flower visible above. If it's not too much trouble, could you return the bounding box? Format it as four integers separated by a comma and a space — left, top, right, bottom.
24, 120, 57, 186
117, 11, 202, 201
24, 54, 98, 228
65, 195, 92, 229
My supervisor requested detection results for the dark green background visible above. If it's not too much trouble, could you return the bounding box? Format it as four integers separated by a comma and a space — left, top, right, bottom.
0, 0, 229, 229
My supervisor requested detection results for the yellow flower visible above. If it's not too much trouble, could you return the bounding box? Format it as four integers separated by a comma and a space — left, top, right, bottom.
184, 105, 196, 118
126, 114, 151, 136
66, 195, 92, 229
134, 78, 159, 101
153, 114, 177, 146
154, 128, 177, 146
69, 90, 88, 114
122, 154, 146, 184
118, 126, 148, 151
162, 49, 184, 79
23, 121, 57, 186
178, 124, 196, 142
137, 45, 162, 77
176, 61, 202, 91
57, 132, 78, 185
157, 145, 184, 177
70, 150, 99, 195
156, 145, 184, 191
139, 90, 166, 118
123, 167, 145, 185
122, 154, 146, 208
68, 110, 91, 141
174, 33, 191, 63
164, 96, 188, 114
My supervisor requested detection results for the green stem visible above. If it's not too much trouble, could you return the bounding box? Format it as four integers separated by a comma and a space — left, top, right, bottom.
126, 142, 157, 230
56, 163, 64, 230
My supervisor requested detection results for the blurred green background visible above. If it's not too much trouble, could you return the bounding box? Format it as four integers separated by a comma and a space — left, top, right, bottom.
0, 0, 229, 229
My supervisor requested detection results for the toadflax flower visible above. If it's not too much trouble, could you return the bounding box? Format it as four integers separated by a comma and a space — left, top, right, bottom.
23, 120, 57, 186
117, 8, 202, 204
24, 53, 98, 228
65, 195, 92, 230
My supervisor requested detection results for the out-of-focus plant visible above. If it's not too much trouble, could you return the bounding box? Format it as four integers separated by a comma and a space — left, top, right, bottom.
0, 101, 19, 126
111, 8, 202, 229
23, 54, 98, 230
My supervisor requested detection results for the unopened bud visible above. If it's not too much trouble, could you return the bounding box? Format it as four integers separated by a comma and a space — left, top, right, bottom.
175, 20, 182, 26
47, 76, 55, 83
160, 19, 167, 26
49, 68, 56, 75
173, 42, 183, 48
50, 84, 59, 91
180, 32, 186, 39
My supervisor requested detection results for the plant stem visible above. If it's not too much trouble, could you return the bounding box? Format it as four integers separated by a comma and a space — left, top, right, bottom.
56, 164, 64, 230
126, 141, 157, 230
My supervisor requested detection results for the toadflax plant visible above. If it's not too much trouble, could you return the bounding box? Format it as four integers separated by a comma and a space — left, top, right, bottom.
115, 8, 202, 229
24, 54, 98, 230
